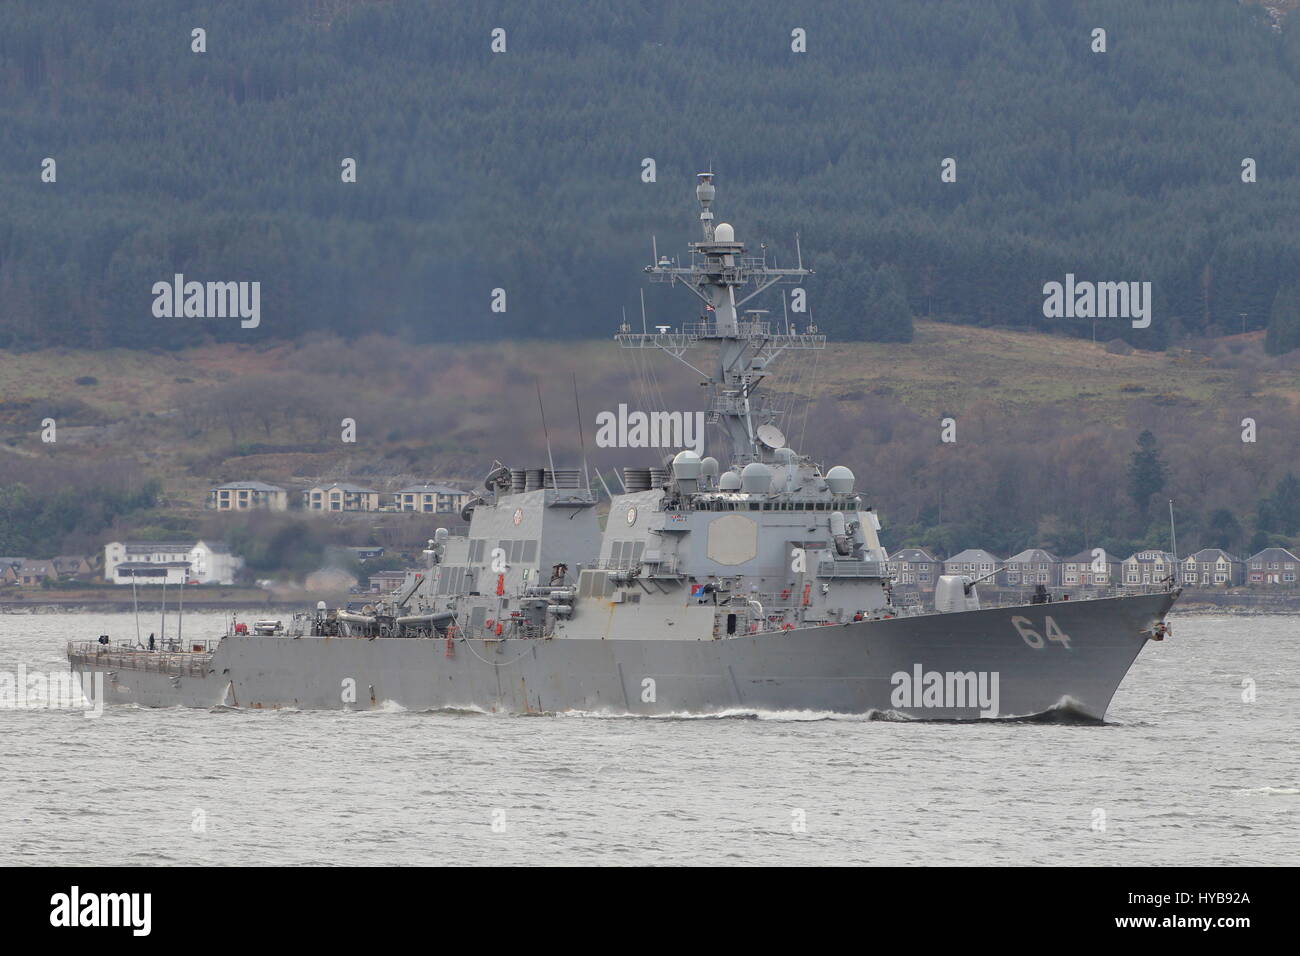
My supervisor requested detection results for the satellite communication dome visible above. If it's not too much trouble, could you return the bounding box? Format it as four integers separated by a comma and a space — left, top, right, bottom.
714, 222, 735, 242
740, 461, 773, 493
718, 470, 742, 491
825, 465, 855, 494
672, 449, 703, 480
700, 456, 720, 478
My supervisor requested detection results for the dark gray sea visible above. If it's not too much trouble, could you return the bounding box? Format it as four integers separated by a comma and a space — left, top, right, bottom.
1, 611, 1295, 865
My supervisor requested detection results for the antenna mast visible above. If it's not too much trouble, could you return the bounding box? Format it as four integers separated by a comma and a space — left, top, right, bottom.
536, 378, 557, 480
616, 173, 821, 465
573, 374, 591, 496
1169, 499, 1178, 563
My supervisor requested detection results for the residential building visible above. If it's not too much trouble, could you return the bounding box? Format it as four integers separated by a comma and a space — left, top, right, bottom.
1001, 549, 1059, 587
0, 557, 26, 583
209, 481, 288, 511
1180, 549, 1244, 587
103, 540, 244, 586
15, 559, 57, 587
942, 549, 1001, 579
1061, 549, 1122, 588
51, 555, 95, 579
1245, 547, 1299, 586
1121, 550, 1177, 588
395, 483, 469, 514
886, 548, 941, 590
303, 483, 380, 512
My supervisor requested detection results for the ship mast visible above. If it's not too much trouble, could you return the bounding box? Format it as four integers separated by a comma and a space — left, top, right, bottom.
616, 173, 822, 466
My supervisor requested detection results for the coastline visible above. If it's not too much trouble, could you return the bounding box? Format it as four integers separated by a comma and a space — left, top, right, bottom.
0, 587, 355, 615
2, 589, 1295, 615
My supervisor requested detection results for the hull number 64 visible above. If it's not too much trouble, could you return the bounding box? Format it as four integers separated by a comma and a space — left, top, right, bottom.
1011, 615, 1072, 649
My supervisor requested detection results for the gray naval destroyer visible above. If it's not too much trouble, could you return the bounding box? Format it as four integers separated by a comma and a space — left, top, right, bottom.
69, 175, 1179, 720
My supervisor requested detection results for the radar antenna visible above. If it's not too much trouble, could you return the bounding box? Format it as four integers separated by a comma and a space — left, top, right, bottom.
616, 173, 822, 465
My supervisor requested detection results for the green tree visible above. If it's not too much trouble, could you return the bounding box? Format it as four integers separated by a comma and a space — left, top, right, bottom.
1264, 281, 1300, 356
1206, 508, 1243, 553
1127, 430, 1167, 521
865, 265, 916, 343
1257, 472, 1300, 536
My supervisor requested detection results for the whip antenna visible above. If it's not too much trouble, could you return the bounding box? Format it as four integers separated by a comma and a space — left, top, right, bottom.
573, 373, 591, 496
536, 377, 557, 480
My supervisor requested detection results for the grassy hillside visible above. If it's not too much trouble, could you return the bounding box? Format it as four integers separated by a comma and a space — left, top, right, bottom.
1, 323, 1296, 561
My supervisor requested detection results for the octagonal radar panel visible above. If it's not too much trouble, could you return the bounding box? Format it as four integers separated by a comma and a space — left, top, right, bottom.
756, 423, 786, 450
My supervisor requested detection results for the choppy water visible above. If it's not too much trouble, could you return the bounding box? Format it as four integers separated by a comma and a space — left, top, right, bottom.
0, 611, 1296, 865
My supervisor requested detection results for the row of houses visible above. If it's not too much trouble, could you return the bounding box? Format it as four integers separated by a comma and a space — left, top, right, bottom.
209, 481, 470, 514
887, 547, 1299, 590
0, 555, 98, 587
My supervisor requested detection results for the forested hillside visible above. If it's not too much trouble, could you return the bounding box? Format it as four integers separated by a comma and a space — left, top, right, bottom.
1, 0, 1298, 350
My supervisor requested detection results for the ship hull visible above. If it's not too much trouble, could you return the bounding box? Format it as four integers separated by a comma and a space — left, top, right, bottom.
69, 592, 1177, 721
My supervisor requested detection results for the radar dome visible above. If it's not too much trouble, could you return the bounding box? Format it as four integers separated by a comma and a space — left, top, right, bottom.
700, 456, 720, 478
718, 470, 742, 491
672, 449, 702, 480
825, 465, 855, 495
773, 447, 795, 464
740, 461, 773, 493
714, 222, 735, 242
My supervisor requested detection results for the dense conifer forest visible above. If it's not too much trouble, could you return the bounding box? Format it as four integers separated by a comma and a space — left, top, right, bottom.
1, 0, 1297, 351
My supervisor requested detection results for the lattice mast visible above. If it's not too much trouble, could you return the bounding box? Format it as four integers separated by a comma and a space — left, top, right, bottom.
616, 173, 823, 465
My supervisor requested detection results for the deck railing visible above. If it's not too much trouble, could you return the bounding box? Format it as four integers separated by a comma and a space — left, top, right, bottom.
66, 641, 215, 678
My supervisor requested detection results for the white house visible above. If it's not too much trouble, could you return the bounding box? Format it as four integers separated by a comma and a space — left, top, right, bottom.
103, 540, 244, 586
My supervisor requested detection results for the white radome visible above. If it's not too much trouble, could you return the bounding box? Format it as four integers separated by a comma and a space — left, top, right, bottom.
672, 449, 703, 480
740, 461, 773, 493
825, 465, 855, 494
